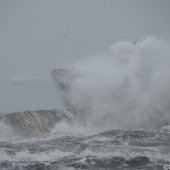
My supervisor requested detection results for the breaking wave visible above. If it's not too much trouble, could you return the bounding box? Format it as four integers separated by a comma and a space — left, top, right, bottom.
1, 37, 170, 170
0, 109, 69, 139
1, 37, 170, 140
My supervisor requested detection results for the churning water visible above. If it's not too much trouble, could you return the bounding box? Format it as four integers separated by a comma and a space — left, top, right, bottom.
1, 37, 170, 170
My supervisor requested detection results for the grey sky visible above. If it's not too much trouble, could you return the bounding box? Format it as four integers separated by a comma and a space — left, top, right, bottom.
0, 0, 170, 113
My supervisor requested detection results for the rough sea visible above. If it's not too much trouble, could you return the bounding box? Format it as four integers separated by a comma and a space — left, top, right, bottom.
1, 37, 170, 170
0, 110, 170, 170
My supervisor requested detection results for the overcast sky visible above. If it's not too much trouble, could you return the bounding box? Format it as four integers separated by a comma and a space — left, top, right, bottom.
0, 0, 170, 113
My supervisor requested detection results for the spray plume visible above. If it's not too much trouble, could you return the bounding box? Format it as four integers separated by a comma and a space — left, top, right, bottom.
52, 37, 170, 131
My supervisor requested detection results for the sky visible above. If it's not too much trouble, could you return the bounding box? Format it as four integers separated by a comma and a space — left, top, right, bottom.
0, 0, 170, 113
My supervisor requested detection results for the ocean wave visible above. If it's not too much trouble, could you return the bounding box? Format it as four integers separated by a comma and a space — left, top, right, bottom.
0, 109, 69, 138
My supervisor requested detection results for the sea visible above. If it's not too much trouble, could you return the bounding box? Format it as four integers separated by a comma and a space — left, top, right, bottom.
1, 37, 170, 170
0, 109, 170, 170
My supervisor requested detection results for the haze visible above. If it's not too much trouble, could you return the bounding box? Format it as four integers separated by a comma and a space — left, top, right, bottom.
0, 0, 170, 113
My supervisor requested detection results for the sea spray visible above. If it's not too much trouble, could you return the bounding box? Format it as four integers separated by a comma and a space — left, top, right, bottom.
1, 37, 170, 170
53, 37, 170, 132
2, 37, 170, 139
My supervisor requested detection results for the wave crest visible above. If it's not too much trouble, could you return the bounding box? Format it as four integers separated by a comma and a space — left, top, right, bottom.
0, 109, 68, 138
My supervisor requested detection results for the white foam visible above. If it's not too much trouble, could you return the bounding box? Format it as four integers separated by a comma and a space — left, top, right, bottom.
0, 149, 72, 162
0, 143, 169, 164
160, 125, 170, 132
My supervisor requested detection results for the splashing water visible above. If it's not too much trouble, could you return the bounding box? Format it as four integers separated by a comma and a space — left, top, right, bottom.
52, 37, 170, 133
1, 37, 170, 170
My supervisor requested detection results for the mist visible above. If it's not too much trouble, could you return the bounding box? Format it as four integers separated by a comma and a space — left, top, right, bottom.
0, 0, 170, 113
49, 37, 170, 132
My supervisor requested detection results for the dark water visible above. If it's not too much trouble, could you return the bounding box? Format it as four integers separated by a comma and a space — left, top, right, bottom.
1, 127, 170, 170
